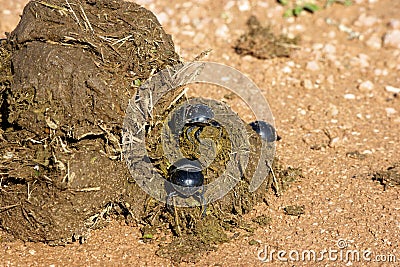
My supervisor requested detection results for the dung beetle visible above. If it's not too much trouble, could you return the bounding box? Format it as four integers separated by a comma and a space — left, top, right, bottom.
184, 103, 215, 124
183, 104, 222, 145
249, 121, 277, 142
166, 158, 207, 217
169, 103, 221, 144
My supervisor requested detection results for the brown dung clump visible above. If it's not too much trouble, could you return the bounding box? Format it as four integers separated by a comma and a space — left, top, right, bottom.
235, 16, 300, 59
0, 0, 179, 245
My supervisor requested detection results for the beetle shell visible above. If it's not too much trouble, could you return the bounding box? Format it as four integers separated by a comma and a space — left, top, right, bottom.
184, 103, 215, 124
249, 120, 276, 142
169, 158, 204, 188
170, 168, 204, 188
168, 103, 215, 136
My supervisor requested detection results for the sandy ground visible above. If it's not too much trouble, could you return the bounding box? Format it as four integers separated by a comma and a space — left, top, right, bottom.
1, 0, 399, 266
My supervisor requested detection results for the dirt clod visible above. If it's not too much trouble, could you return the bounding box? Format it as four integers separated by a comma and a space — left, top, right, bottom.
234, 16, 299, 59
372, 162, 400, 190
284, 205, 305, 216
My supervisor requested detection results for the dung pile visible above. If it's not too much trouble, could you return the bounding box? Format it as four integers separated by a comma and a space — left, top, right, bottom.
0, 0, 179, 244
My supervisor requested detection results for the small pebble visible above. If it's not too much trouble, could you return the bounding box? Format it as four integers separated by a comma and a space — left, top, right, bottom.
312, 43, 324, 50
388, 19, 400, 29
327, 75, 335, 84
327, 104, 339, 116
358, 80, 374, 91
282, 66, 292, 74
224, 1, 235, 10
385, 107, 397, 115
180, 14, 190, 25
385, 85, 400, 94
238, 0, 250, 11
365, 34, 382, 49
323, 44, 336, 54
215, 24, 229, 37
306, 61, 320, 71
350, 54, 370, 68
383, 29, 400, 49
354, 14, 380, 27
344, 94, 356, 100
302, 79, 313, 90
329, 137, 340, 148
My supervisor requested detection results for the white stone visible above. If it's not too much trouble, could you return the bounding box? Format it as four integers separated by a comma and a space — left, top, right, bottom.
366, 34, 382, 49
238, 0, 250, 11
388, 19, 400, 29
385, 107, 397, 115
306, 61, 320, 71
282, 66, 292, 74
354, 14, 380, 27
374, 68, 383, 76
312, 43, 324, 50
344, 94, 356, 100
224, 1, 235, 10
383, 29, 400, 49
327, 104, 339, 116
323, 44, 336, 54
302, 79, 313, 90
180, 14, 190, 25
215, 24, 229, 37
358, 80, 374, 91
350, 54, 370, 68
385, 85, 400, 94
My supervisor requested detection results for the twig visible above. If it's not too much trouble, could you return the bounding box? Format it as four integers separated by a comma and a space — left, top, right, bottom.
166, 87, 188, 111
80, 5, 94, 33
65, 0, 82, 29
193, 49, 212, 61
38, 1, 68, 12
27, 180, 37, 201
173, 197, 182, 236
73, 187, 101, 192
111, 35, 133, 46
148, 90, 154, 120
266, 160, 280, 196
0, 204, 20, 213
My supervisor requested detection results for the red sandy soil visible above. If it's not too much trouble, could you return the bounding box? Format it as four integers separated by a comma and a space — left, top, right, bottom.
1, 0, 399, 266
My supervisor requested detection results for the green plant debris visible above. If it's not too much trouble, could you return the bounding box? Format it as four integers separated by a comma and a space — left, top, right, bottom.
279, 0, 351, 17
252, 215, 272, 227
249, 239, 260, 245
372, 162, 400, 190
284, 205, 305, 216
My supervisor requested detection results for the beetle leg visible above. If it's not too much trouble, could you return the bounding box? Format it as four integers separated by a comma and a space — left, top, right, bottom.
185, 124, 204, 145
185, 125, 196, 144
194, 126, 204, 143
166, 191, 177, 213
199, 185, 207, 218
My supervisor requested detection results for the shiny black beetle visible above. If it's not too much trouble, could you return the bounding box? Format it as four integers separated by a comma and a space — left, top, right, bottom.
249, 120, 277, 142
166, 158, 207, 217
169, 103, 222, 145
